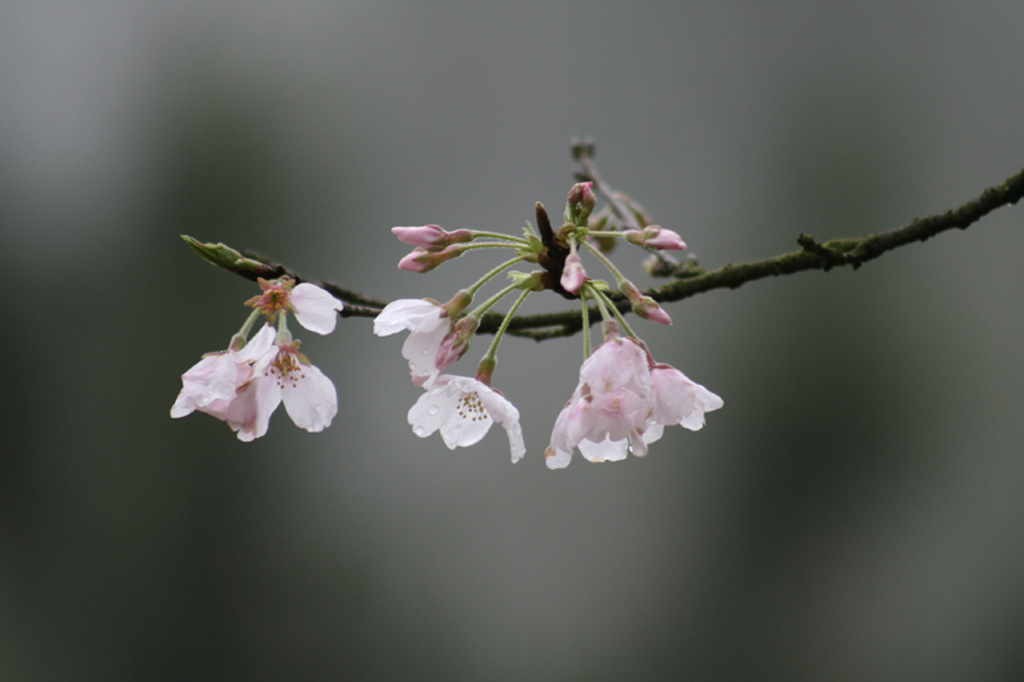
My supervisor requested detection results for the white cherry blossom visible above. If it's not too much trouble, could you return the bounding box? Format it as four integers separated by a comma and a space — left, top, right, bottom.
373, 298, 453, 387
407, 374, 525, 462
246, 278, 343, 335
243, 338, 338, 441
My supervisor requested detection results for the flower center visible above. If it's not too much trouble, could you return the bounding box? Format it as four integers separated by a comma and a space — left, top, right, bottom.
245, 277, 294, 323
455, 391, 488, 423
267, 348, 306, 389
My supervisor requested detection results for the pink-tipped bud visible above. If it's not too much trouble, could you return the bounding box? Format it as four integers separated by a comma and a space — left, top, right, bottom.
397, 244, 463, 273
560, 251, 587, 294
623, 226, 686, 251
621, 280, 673, 326
435, 316, 478, 372
566, 181, 596, 224
392, 225, 472, 250
643, 226, 686, 250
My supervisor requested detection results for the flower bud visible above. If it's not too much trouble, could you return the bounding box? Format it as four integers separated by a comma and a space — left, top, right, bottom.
435, 316, 478, 372
642, 226, 687, 250
391, 225, 472, 250
621, 280, 672, 325
565, 181, 596, 224
624, 226, 686, 251
560, 250, 587, 295
397, 244, 463, 273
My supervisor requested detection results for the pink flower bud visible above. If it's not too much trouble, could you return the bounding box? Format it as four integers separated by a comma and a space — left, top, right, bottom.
392, 225, 448, 248
391, 225, 473, 250
566, 181, 596, 223
624, 226, 687, 250
642, 226, 686, 250
621, 280, 672, 325
560, 251, 587, 294
397, 244, 463, 273
435, 316, 478, 372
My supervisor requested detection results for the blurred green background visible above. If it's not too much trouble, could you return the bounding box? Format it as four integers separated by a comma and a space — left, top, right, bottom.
3, 1, 1023, 680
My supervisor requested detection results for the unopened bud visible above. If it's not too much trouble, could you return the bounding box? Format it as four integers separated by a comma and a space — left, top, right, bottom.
435, 316, 478, 372
621, 280, 672, 325
397, 244, 464, 273
392, 225, 472, 250
565, 181, 596, 224
560, 250, 587, 295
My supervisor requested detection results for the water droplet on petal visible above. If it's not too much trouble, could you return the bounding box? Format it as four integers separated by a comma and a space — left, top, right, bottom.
413, 425, 427, 437
427, 405, 439, 416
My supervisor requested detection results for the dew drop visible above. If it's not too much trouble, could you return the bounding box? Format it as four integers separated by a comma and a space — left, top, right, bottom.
413, 425, 427, 437
427, 405, 440, 416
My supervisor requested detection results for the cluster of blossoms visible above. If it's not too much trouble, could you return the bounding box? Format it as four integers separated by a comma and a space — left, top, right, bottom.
374, 181, 722, 469
174, 181, 722, 468
171, 277, 343, 441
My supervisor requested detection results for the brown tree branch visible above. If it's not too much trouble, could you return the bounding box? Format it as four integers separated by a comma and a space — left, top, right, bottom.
194, 156, 1024, 340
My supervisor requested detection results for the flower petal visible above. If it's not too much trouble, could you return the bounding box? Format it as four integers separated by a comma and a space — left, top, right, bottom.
289, 283, 344, 335
282, 362, 338, 432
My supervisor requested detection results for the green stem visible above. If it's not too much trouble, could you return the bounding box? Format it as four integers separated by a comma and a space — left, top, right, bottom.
465, 256, 526, 298
580, 289, 591, 358
469, 281, 520, 320
470, 230, 530, 244
482, 288, 533, 365
581, 238, 628, 285
236, 308, 263, 339
589, 284, 638, 340
458, 241, 526, 253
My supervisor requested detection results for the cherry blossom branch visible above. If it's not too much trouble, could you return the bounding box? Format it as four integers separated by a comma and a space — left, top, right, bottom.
190, 158, 1024, 341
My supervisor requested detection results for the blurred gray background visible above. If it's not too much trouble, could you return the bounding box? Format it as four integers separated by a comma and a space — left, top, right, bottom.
3, 1, 1023, 680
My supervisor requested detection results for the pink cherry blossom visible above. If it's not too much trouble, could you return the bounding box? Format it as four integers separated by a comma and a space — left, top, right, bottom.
545, 326, 723, 470
407, 374, 525, 462
171, 325, 275, 434
545, 333, 655, 469
172, 324, 338, 441
648, 364, 724, 431
373, 298, 452, 387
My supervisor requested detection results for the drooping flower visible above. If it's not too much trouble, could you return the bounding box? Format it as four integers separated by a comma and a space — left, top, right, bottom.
648, 364, 724, 432
545, 331, 655, 469
246, 278, 344, 334
544, 324, 723, 469
407, 373, 525, 462
373, 298, 454, 387
242, 336, 338, 441
172, 323, 338, 442
172, 323, 276, 425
